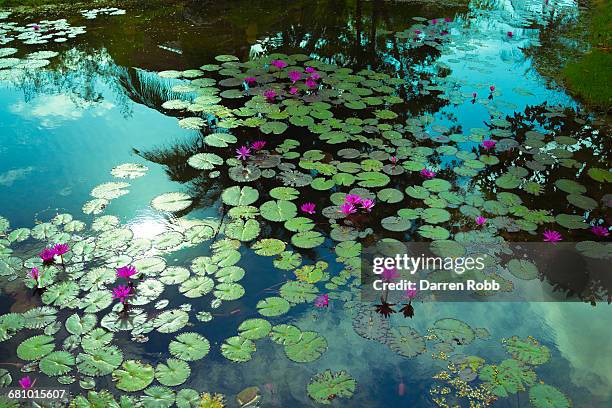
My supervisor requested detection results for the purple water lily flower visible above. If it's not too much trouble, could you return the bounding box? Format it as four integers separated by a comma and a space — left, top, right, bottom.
251, 140, 267, 151
381, 266, 400, 283
414, 29, 422, 35
19, 376, 33, 390
271, 59, 288, 69
288, 70, 301, 83
305, 77, 317, 89
305, 66, 316, 74
112, 285, 132, 303
339, 202, 357, 215
431, 18, 438, 24
591, 225, 610, 237
476, 216, 487, 226
53, 243, 69, 256
482, 140, 497, 150
235, 145, 252, 161
300, 202, 316, 214
440, 30, 449, 36
117, 265, 137, 280
444, 17, 452, 22
507, 31, 513, 38
289, 86, 299, 95
344, 194, 362, 205
420, 168, 436, 179
39, 248, 56, 264
543, 229, 563, 242
360, 198, 375, 212
403, 288, 418, 300
244, 76, 256, 85
390, 156, 398, 165
489, 85, 496, 92
263, 89, 277, 101
314, 294, 329, 308
30, 267, 40, 281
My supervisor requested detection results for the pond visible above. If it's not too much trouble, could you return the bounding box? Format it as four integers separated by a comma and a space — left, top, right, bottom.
0, 0, 610, 407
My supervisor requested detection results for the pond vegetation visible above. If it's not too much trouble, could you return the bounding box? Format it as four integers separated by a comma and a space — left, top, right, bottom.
0, 0, 610, 407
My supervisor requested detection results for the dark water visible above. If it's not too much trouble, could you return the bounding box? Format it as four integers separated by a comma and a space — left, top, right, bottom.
0, 0, 611, 407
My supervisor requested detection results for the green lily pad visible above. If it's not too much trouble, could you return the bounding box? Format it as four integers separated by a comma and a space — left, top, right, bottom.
307, 370, 356, 405
285, 331, 327, 363
238, 318, 272, 340
156, 359, 191, 387
221, 336, 256, 362
17, 335, 55, 361
112, 360, 155, 392
256, 297, 291, 317
169, 333, 210, 361
529, 384, 571, 408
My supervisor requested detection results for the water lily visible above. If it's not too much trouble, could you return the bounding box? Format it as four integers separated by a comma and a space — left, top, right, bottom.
287, 70, 301, 83
30, 267, 40, 281
414, 29, 422, 35
375, 299, 396, 318
420, 168, 436, 179
271, 59, 288, 69
482, 139, 497, 150
235, 145, 252, 161
244, 76, 256, 85
116, 265, 137, 280
311, 72, 321, 80
591, 225, 610, 237
263, 89, 277, 101
339, 202, 357, 215
400, 303, 414, 318
314, 294, 329, 308
381, 266, 400, 282
54, 243, 69, 256
344, 194, 362, 204
305, 66, 316, 74
19, 376, 33, 390
431, 18, 438, 24
403, 288, 418, 300
489, 85, 496, 92
32, 25, 41, 31
507, 31, 513, 38
360, 198, 375, 212
300, 202, 316, 214
39, 247, 56, 264
543, 229, 563, 242
390, 156, 398, 165
111, 285, 132, 303
476, 216, 487, 226
289, 86, 299, 95
305, 77, 317, 89
440, 30, 449, 36
472, 92, 477, 99
444, 17, 452, 22
251, 140, 267, 151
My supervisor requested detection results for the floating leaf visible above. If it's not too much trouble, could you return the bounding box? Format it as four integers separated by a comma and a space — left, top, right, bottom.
222, 186, 259, 206
238, 318, 272, 340
307, 370, 356, 405
169, 333, 210, 361
221, 336, 256, 362
285, 331, 327, 363
152, 192, 192, 212
529, 384, 571, 408
39, 351, 75, 376
112, 360, 155, 392
156, 359, 191, 387
17, 335, 55, 360
256, 297, 291, 317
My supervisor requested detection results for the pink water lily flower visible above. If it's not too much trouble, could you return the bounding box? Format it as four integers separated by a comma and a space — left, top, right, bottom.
263, 89, 277, 101
482, 140, 497, 150
543, 229, 563, 242
403, 288, 418, 300
339, 202, 357, 215
390, 156, 398, 164
381, 266, 400, 282
344, 194, 362, 205
32, 25, 41, 31
30, 267, 40, 280
431, 18, 438, 24
414, 29, 422, 35
288, 70, 301, 83
489, 85, 496, 92
476, 216, 487, 226
507, 31, 513, 38
361, 198, 375, 212
53, 243, 69, 256
271, 59, 288, 69
305, 66, 316, 74
300, 202, 316, 214
235, 145, 252, 161
305, 77, 317, 89
251, 140, 267, 151
39, 248, 56, 263
591, 225, 610, 237
444, 17, 452, 22
112, 285, 132, 303
420, 168, 436, 179
289, 86, 299, 95
117, 265, 137, 279
314, 294, 329, 308
311, 72, 321, 80
244, 76, 256, 85
19, 376, 33, 390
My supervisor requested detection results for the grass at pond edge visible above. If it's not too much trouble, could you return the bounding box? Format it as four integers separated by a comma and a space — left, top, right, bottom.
560, 0, 611, 112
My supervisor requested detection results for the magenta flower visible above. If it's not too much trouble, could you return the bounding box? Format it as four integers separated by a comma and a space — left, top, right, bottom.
53, 243, 69, 256
305, 77, 317, 89
472, 92, 477, 99
420, 168, 436, 179
339, 202, 357, 215
271, 59, 288, 69
360, 198, 375, 212
314, 294, 329, 308
288, 70, 301, 83
32, 25, 41, 31
305, 67, 316, 74
311, 72, 321, 80
440, 30, 449, 36
543, 230, 563, 242
482, 140, 497, 150
507, 31, 513, 38
19, 376, 33, 390
30, 267, 40, 280
244, 76, 256, 85
591, 226, 610, 237
344, 194, 362, 205
117, 265, 137, 280
300, 202, 316, 214
251, 140, 267, 151
489, 85, 495, 92
381, 266, 400, 282
403, 288, 418, 300
415, 29, 422, 35
263, 89, 277, 101
39, 248, 56, 263
476, 216, 487, 226
289, 86, 299, 95
112, 285, 132, 303
431, 18, 438, 24
390, 156, 398, 164
444, 17, 452, 22
235, 145, 252, 161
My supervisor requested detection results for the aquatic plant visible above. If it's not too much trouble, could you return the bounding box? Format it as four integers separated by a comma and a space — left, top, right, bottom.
18, 376, 33, 390
542, 230, 563, 242
235, 146, 252, 161
314, 294, 329, 308
300, 202, 316, 214
307, 370, 356, 404
476, 216, 487, 226
591, 225, 609, 237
